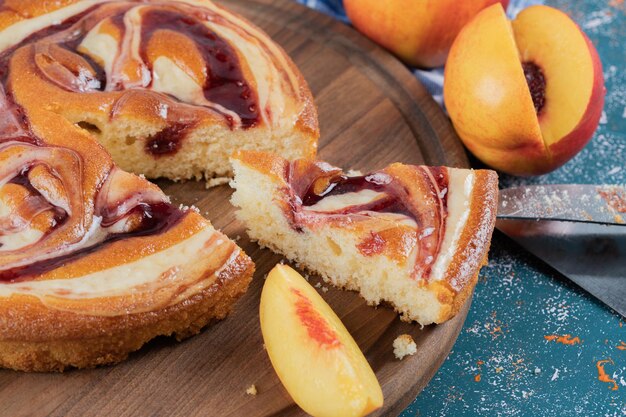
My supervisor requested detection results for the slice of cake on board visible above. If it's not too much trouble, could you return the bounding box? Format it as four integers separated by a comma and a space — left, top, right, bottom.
230, 151, 498, 325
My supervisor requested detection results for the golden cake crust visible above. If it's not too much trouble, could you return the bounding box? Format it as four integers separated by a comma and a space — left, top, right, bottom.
0, 252, 254, 372
0, 192, 255, 370
434, 169, 497, 321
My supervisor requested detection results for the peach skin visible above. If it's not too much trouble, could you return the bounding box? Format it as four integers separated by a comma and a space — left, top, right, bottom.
444, 4, 605, 176
345, 0, 509, 68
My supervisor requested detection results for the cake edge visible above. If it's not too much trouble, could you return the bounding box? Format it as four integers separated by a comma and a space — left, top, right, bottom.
0, 251, 254, 372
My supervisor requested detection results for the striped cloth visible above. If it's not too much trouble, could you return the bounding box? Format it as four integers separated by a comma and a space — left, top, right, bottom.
296, 0, 544, 106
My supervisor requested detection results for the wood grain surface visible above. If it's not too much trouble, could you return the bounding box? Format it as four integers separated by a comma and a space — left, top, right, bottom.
0, 1, 472, 416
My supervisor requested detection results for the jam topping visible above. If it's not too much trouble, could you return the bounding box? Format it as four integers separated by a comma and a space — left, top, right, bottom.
140, 9, 260, 129
303, 174, 390, 206
0, 157, 188, 283
0, 202, 185, 283
145, 122, 195, 156
284, 161, 450, 279
302, 173, 414, 217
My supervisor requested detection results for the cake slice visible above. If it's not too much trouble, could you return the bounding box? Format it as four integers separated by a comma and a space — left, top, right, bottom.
230, 151, 498, 325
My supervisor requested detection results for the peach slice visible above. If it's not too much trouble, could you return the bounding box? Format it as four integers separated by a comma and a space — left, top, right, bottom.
260, 264, 383, 417
344, 0, 509, 68
444, 4, 605, 176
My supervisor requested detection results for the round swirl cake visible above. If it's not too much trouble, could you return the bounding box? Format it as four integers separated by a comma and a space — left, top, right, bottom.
0, 0, 318, 182
0, 0, 330, 371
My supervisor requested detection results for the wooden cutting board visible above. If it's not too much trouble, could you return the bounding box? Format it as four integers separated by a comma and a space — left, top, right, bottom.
0, 1, 472, 416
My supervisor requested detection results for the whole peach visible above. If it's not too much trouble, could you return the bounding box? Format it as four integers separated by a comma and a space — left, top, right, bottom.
344, 0, 509, 68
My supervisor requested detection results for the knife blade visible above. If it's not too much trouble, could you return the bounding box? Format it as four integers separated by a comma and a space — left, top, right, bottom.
496, 184, 626, 317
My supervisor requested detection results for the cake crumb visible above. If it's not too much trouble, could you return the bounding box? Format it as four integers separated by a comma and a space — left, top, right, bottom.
314, 282, 322, 288
321, 286, 329, 293
245, 384, 257, 396
393, 334, 417, 360
205, 177, 230, 188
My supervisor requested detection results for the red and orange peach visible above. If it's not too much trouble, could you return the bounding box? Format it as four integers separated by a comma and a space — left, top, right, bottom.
344, 0, 509, 68
444, 4, 605, 175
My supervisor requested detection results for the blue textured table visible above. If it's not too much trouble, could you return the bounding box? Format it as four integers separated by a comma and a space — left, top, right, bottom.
298, 1, 626, 415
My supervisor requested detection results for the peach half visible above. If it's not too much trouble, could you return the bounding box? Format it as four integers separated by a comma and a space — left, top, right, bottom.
345, 0, 509, 68
444, 4, 605, 176
260, 264, 383, 417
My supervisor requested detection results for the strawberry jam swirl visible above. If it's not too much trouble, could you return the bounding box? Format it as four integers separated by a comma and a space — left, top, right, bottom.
0, 0, 285, 282
281, 159, 449, 279
0, 137, 187, 282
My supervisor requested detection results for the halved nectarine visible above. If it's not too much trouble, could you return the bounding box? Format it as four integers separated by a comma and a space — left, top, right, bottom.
444, 4, 605, 176
260, 264, 383, 417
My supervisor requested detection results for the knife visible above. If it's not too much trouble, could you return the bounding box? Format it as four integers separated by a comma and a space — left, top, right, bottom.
496, 184, 626, 318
